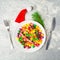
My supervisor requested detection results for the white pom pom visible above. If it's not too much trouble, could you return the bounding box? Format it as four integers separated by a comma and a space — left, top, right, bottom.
26, 6, 33, 12
26, 5, 37, 12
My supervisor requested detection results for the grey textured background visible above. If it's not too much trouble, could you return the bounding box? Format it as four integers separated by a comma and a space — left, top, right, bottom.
0, 0, 60, 60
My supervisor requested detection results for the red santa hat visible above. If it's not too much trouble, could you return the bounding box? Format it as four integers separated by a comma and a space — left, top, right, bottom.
15, 6, 33, 23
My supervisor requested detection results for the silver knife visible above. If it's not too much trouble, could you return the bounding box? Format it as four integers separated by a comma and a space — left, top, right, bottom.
46, 17, 56, 50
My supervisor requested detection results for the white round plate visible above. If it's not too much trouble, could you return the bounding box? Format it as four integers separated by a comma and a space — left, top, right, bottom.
13, 20, 46, 52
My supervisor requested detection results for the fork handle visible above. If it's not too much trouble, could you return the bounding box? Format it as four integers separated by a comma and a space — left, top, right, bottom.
7, 29, 14, 49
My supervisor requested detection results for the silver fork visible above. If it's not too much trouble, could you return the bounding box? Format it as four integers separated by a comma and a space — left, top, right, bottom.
4, 20, 14, 49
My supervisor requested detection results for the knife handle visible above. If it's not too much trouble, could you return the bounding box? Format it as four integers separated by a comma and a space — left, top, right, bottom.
46, 32, 52, 50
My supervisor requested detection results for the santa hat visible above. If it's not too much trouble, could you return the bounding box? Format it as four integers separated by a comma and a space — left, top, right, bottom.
15, 6, 33, 23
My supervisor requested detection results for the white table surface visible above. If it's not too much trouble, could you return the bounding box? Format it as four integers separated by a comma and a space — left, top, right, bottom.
0, 0, 60, 60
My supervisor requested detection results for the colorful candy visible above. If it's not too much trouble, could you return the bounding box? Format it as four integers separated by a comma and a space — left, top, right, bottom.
16, 23, 44, 49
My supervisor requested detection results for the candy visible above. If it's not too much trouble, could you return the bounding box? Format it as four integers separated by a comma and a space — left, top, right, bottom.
34, 38, 38, 40
18, 30, 20, 33
16, 37, 19, 40
39, 40, 42, 44
35, 43, 40, 47
31, 46, 35, 48
33, 24, 36, 28
32, 29, 35, 33
19, 36, 23, 41
25, 33, 30, 37
31, 44, 35, 48
21, 41, 25, 45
